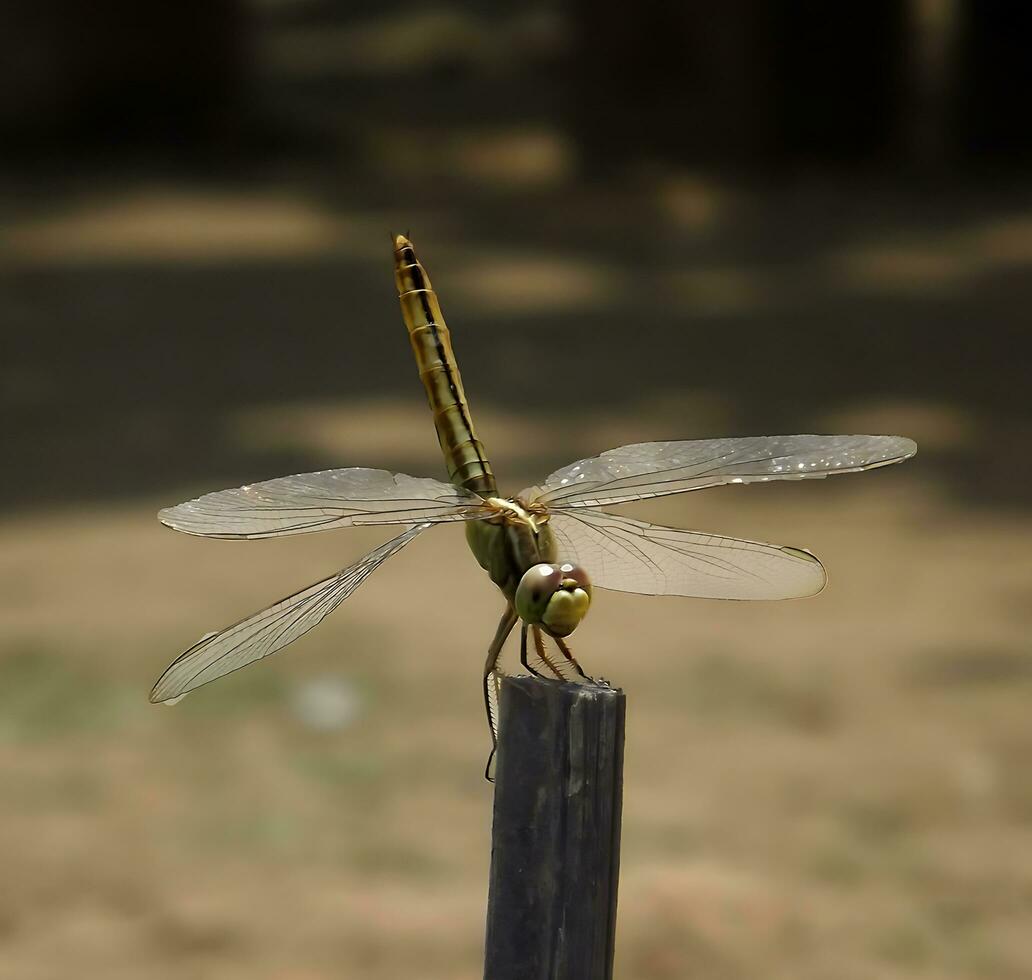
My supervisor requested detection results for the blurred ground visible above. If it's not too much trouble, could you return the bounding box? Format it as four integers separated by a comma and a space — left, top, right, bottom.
3, 435, 1032, 980
3, 3, 1032, 978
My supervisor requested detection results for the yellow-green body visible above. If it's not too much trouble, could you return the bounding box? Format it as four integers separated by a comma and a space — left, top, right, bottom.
393, 236, 495, 496
393, 234, 556, 598
464, 500, 558, 599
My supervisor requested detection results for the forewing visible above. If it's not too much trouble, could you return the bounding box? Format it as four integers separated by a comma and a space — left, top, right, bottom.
550, 510, 827, 599
150, 524, 427, 703
524, 435, 916, 508
160, 468, 488, 539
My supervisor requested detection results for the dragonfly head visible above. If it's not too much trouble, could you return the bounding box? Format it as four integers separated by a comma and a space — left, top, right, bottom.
515, 562, 592, 637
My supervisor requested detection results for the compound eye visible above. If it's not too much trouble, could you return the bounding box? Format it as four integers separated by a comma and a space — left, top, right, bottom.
514, 562, 592, 637
515, 563, 564, 624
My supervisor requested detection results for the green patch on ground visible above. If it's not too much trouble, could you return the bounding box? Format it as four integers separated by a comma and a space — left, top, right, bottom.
0, 646, 138, 742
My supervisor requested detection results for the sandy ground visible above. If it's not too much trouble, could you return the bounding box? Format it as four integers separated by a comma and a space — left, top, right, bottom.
2, 435, 1031, 979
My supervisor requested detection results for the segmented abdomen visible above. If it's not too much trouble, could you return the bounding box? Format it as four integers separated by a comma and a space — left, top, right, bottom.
393, 235, 497, 497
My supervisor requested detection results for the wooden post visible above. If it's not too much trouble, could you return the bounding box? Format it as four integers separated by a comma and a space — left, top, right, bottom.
483, 676, 626, 980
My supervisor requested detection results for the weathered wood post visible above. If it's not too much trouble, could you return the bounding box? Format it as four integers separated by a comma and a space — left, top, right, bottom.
483, 675, 626, 980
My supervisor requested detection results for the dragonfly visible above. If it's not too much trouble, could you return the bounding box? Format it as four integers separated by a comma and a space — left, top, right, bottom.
152, 234, 917, 766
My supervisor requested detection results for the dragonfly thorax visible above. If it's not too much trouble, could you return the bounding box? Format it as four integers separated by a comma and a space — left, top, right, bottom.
465, 496, 559, 599
483, 496, 549, 532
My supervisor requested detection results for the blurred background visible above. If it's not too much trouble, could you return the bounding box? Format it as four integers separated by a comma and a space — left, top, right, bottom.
2, 2, 1031, 977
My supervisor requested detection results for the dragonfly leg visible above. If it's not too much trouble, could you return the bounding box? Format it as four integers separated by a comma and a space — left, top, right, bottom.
483, 603, 518, 781
553, 635, 589, 680
519, 621, 545, 677
483, 736, 498, 782
532, 625, 566, 679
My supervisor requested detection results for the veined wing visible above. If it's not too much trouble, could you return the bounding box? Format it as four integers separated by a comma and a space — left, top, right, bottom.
150, 523, 427, 703
550, 510, 826, 599
524, 435, 916, 509
160, 468, 489, 539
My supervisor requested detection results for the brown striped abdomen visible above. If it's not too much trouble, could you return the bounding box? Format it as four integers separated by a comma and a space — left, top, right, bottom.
393, 234, 497, 496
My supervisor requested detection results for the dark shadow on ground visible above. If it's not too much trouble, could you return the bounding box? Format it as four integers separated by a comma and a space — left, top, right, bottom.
3, 176, 1029, 512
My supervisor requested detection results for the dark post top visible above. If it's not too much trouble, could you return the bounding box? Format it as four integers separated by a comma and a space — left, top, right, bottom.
483, 675, 626, 980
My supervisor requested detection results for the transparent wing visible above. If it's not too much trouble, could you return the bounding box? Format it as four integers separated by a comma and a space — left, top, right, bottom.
523, 435, 916, 509
550, 510, 827, 599
150, 523, 427, 703
160, 467, 489, 539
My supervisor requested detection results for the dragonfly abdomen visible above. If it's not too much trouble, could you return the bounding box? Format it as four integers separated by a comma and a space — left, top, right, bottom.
394, 235, 497, 496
